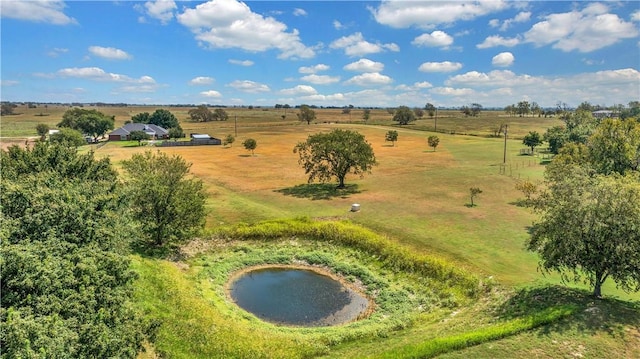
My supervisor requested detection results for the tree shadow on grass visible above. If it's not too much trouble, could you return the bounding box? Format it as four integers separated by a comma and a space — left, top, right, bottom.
275, 183, 361, 200
496, 285, 640, 337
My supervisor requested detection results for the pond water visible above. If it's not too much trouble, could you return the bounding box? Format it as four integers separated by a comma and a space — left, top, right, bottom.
229, 267, 370, 326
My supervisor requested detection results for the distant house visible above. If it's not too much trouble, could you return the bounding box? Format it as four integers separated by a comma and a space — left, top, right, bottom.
108, 123, 169, 141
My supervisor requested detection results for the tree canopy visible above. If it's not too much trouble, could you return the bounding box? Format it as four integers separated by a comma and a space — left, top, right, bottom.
57, 108, 114, 141
148, 109, 180, 129
527, 164, 640, 298
242, 138, 257, 155
121, 151, 206, 250
293, 129, 376, 188
297, 105, 316, 125
392, 106, 416, 125
0, 142, 150, 357
522, 131, 543, 153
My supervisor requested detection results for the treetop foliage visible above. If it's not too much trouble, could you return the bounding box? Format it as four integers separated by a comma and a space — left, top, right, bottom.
294, 129, 376, 188
393, 106, 416, 125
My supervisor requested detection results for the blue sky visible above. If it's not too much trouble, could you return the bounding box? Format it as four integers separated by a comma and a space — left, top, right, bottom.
1, 0, 639, 108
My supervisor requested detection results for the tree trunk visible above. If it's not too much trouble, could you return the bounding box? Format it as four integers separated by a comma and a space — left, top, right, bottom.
593, 280, 602, 298
337, 176, 345, 189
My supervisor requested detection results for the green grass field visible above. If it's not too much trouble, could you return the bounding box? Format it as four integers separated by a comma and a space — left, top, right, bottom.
2, 106, 638, 358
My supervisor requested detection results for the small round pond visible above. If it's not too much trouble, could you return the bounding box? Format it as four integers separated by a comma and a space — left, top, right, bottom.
228, 266, 371, 327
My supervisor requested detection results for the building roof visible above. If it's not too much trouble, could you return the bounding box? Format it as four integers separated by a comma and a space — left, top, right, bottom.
109, 123, 169, 136
190, 134, 212, 140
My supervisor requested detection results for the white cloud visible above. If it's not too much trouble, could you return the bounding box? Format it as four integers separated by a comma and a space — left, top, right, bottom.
88, 46, 132, 60
227, 80, 270, 93
330, 32, 399, 57
333, 20, 345, 30
371, 1, 509, 29
229, 59, 254, 66
143, 0, 177, 24
344, 72, 393, 86
117, 84, 161, 93
418, 61, 462, 73
177, 0, 314, 59
300, 93, 346, 103
430, 87, 475, 96
57, 67, 155, 83
189, 76, 215, 85
632, 10, 640, 22
280, 85, 317, 96
523, 3, 638, 52
343, 58, 384, 73
395, 81, 432, 91
47, 47, 68, 58
300, 74, 340, 85
490, 11, 531, 31
443, 68, 640, 107
492, 52, 514, 67
1, 80, 19, 86
200, 90, 222, 98
299, 64, 330, 74
293, 8, 307, 17
476, 35, 520, 49
0, 0, 77, 25
412, 31, 454, 48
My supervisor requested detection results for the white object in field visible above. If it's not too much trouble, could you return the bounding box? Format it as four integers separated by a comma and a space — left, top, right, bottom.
351, 204, 361, 212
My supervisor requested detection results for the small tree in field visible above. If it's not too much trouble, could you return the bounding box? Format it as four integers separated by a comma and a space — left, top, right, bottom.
428, 135, 440, 151
522, 131, 543, 154
36, 123, 49, 141
362, 109, 371, 122
243, 138, 257, 155
393, 106, 416, 125
223, 134, 235, 147
385, 130, 398, 146
469, 187, 482, 207
297, 105, 316, 125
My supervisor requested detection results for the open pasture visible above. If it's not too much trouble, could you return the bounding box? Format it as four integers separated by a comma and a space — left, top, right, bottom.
3, 106, 637, 357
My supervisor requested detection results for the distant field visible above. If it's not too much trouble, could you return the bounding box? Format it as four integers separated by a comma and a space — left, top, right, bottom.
0, 104, 561, 140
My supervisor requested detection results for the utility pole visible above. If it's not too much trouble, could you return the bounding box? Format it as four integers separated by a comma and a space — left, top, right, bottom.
503, 124, 508, 164
434, 107, 438, 132
234, 115, 238, 137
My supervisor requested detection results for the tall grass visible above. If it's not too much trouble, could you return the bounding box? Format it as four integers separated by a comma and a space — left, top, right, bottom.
214, 217, 481, 301
371, 305, 578, 359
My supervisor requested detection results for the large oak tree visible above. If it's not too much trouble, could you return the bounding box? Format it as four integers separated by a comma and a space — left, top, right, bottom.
293, 129, 376, 188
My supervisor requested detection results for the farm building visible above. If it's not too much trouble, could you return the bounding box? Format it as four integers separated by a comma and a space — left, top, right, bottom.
190, 133, 222, 145
108, 123, 169, 141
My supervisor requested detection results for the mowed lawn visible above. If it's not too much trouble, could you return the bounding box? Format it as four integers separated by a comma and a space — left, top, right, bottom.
97, 120, 634, 300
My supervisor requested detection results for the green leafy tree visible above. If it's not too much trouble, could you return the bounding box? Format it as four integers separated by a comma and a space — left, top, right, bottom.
121, 151, 206, 249
188, 105, 214, 122
362, 109, 371, 122
522, 131, 543, 153
223, 134, 235, 147
385, 130, 398, 146
543, 125, 568, 154
148, 109, 180, 129
1, 102, 17, 115
58, 108, 114, 141
50, 128, 86, 147
517, 101, 531, 117
213, 108, 229, 121
131, 112, 151, 123
413, 108, 424, 119
471, 103, 483, 117
0, 142, 150, 357
242, 138, 257, 155
293, 129, 377, 188
130, 130, 150, 146
76, 113, 115, 142
469, 187, 482, 207
425, 103, 436, 118
527, 164, 640, 298
428, 135, 440, 151
297, 105, 316, 125
168, 126, 184, 140
393, 106, 416, 125
35, 123, 49, 141
587, 118, 640, 174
